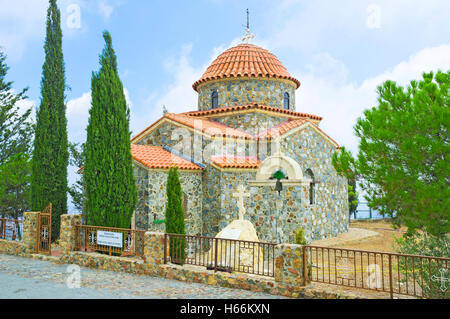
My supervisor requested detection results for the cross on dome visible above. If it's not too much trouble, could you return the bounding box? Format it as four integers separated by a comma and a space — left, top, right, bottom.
241, 9, 255, 44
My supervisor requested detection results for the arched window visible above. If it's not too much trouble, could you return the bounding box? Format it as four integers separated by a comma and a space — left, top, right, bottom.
305, 169, 315, 205
283, 92, 290, 110
211, 90, 218, 109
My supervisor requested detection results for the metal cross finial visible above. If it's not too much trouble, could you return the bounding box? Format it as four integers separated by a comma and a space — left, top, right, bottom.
241, 9, 255, 44
246, 8, 249, 29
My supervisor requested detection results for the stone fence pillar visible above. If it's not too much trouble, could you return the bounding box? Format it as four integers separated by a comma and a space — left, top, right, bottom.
59, 214, 82, 256
23, 212, 39, 253
144, 232, 165, 272
274, 244, 310, 289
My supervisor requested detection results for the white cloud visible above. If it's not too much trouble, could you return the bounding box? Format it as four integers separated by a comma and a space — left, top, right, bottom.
97, 0, 121, 20
268, 0, 450, 55
67, 88, 133, 144
67, 91, 91, 143
0, 0, 47, 60
294, 45, 450, 154
0, 0, 122, 60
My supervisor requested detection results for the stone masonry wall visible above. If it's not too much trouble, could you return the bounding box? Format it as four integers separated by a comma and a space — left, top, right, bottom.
280, 126, 349, 241
135, 167, 203, 235
197, 78, 296, 111
23, 212, 39, 252
274, 244, 307, 287
0, 212, 39, 257
59, 214, 82, 256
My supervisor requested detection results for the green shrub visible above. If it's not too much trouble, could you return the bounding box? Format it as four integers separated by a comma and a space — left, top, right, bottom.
295, 227, 307, 245
395, 232, 449, 299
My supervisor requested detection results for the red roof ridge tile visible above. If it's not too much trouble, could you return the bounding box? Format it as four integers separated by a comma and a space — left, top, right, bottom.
182, 103, 323, 121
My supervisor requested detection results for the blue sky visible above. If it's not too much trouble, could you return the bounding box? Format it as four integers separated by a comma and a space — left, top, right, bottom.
1, 0, 450, 208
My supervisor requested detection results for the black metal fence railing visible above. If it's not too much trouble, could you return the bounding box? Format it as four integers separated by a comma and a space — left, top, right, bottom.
304, 245, 449, 299
0, 218, 23, 241
75, 224, 146, 260
164, 233, 276, 277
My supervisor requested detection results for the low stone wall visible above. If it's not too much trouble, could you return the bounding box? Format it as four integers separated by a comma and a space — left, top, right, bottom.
274, 244, 307, 287
0, 214, 360, 299
22, 212, 39, 252
0, 212, 40, 257
60, 251, 147, 275
0, 239, 30, 257
59, 214, 82, 256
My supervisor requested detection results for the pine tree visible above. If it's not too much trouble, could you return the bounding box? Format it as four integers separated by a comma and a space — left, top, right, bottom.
0, 51, 33, 224
31, 0, 68, 240
84, 31, 137, 228
165, 166, 186, 264
332, 70, 449, 237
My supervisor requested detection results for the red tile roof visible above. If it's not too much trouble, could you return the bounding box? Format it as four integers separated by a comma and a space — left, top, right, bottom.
183, 103, 323, 121
131, 144, 203, 170
193, 44, 300, 91
210, 155, 260, 169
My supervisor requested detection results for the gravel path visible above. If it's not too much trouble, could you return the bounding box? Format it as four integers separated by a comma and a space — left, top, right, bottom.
0, 254, 285, 299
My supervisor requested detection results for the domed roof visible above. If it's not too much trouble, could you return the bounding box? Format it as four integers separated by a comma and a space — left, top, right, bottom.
192, 43, 300, 91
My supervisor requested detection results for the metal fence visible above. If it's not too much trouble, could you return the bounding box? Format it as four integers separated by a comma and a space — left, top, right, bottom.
0, 218, 23, 241
304, 245, 449, 299
164, 233, 276, 277
75, 225, 146, 260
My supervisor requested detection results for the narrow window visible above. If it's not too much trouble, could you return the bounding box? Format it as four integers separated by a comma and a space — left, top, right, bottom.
283, 92, 290, 110
305, 169, 315, 205
211, 90, 218, 109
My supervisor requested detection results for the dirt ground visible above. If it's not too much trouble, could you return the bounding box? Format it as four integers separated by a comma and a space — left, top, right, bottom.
344, 219, 407, 253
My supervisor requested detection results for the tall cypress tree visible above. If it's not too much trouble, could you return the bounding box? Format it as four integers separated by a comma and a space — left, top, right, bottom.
31, 0, 68, 240
84, 31, 137, 228
165, 166, 186, 264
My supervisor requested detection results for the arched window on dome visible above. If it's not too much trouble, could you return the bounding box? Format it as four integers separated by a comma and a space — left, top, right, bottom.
211, 90, 218, 109
283, 92, 290, 110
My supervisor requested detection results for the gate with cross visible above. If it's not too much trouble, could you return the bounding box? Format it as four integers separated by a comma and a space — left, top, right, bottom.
36, 203, 52, 255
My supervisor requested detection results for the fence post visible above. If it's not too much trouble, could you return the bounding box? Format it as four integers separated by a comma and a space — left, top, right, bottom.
388, 254, 394, 299
214, 237, 218, 272
163, 233, 167, 264
303, 245, 308, 285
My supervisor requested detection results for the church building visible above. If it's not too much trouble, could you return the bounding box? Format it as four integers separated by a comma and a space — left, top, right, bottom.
129, 38, 349, 243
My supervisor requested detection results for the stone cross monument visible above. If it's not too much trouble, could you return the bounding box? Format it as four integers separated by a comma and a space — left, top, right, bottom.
233, 184, 250, 220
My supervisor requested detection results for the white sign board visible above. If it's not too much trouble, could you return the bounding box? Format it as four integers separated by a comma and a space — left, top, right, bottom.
219, 228, 242, 240
97, 230, 123, 248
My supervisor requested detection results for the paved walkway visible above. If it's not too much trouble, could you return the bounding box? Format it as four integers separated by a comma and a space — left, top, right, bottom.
0, 254, 285, 299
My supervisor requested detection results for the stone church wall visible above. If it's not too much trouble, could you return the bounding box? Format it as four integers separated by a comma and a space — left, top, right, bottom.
197, 78, 296, 111
280, 126, 349, 241
134, 165, 203, 236
201, 125, 348, 243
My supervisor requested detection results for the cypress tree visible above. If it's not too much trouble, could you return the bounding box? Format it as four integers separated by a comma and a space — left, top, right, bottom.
165, 166, 186, 264
84, 31, 137, 228
31, 0, 68, 240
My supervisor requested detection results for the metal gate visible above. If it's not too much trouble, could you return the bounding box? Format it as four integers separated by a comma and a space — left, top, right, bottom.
36, 203, 52, 254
